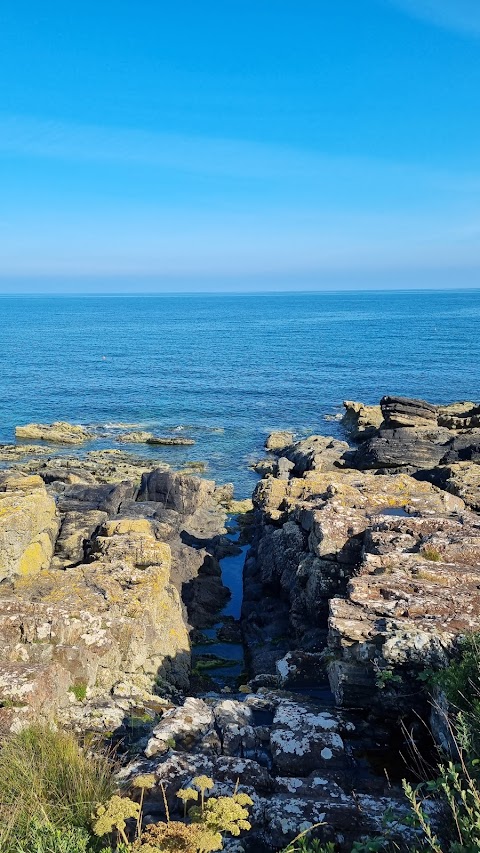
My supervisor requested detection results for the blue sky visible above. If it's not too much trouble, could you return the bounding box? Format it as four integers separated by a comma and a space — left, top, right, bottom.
1, 0, 480, 292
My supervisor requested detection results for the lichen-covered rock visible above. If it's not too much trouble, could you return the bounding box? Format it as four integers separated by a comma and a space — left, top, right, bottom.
437, 401, 480, 430
15, 421, 93, 444
145, 698, 214, 756
328, 510, 480, 713
417, 461, 480, 511
0, 517, 190, 726
342, 401, 384, 441
265, 431, 295, 452
246, 451, 465, 678
0, 474, 59, 580
279, 435, 350, 477
270, 699, 351, 775
10, 449, 170, 486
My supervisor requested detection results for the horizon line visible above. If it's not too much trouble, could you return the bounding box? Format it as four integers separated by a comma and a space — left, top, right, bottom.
1, 285, 480, 298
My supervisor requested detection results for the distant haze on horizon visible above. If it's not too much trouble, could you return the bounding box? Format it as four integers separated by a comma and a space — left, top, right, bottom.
1, 1, 480, 292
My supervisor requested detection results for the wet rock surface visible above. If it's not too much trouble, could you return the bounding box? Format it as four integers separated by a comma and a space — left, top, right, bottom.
15, 421, 94, 444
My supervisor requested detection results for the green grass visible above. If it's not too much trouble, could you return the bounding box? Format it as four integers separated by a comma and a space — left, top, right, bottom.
69, 681, 88, 702
420, 545, 442, 562
0, 724, 115, 848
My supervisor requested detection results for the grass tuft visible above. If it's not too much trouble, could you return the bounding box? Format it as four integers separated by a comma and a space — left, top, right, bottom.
0, 724, 115, 848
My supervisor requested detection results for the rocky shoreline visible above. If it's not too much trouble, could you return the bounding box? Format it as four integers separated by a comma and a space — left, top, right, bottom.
0, 396, 479, 850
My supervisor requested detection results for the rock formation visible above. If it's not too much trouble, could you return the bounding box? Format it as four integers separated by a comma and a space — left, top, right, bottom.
2, 396, 479, 850
0, 460, 230, 735
15, 421, 94, 444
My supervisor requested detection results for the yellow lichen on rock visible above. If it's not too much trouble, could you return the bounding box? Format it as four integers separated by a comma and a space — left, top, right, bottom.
0, 478, 58, 581
4, 517, 190, 704
15, 421, 93, 444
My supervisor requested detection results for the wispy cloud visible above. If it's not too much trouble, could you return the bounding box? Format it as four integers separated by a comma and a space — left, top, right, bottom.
0, 113, 479, 196
1, 114, 480, 278
386, 0, 480, 36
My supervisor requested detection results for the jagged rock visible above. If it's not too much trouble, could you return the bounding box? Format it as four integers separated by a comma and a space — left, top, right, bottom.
380, 396, 438, 429
415, 462, 480, 512
437, 401, 480, 430
56, 480, 137, 514
265, 431, 295, 452
14, 450, 170, 487
352, 426, 452, 470
0, 519, 190, 726
52, 509, 107, 567
440, 430, 480, 463
328, 510, 480, 713
0, 444, 50, 461
252, 458, 277, 476
280, 435, 350, 477
342, 401, 384, 441
139, 470, 213, 514
246, 465, 464, 677
15, 421, 93, 444
0, 474, 59, 581
145, 697, 214, 756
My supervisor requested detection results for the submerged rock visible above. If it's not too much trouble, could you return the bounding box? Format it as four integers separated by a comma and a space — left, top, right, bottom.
146, 436, 195, 446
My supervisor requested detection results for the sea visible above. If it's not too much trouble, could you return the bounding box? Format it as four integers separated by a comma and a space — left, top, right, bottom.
1, 289, 479, 498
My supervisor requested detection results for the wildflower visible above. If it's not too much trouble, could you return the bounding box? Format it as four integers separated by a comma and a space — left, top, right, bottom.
192, 775, 214, 793
92, 795, 140, 845
192, 775, 215, 812
189, 794, 252, 838
133, 774, 156, 790
177, 786, 199, 818
135, 820, 222, 853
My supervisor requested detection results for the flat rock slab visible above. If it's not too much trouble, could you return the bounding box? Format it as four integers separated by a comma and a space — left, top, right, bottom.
15, 421, 93, 444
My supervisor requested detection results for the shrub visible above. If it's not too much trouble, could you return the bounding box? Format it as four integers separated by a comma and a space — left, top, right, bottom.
13, 820, 91, 853
420, 546, 442, 562
0, 724, 115, 846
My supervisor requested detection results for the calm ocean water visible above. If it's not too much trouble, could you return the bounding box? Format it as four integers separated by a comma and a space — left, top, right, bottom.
1, 290, 479, 497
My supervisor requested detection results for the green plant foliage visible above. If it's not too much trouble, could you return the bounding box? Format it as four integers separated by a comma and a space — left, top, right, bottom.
69, 681, 88, 702
12, 820, 92, 853
373, 666, 402, 690
0, 724, 115, 848
434, 635, 480, 716
420, 546, 442, 562
282, 839, 335, 853
93, 796, 140, 846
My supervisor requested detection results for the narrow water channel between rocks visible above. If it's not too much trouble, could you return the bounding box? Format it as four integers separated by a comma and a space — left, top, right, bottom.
191, 516, 249, 690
